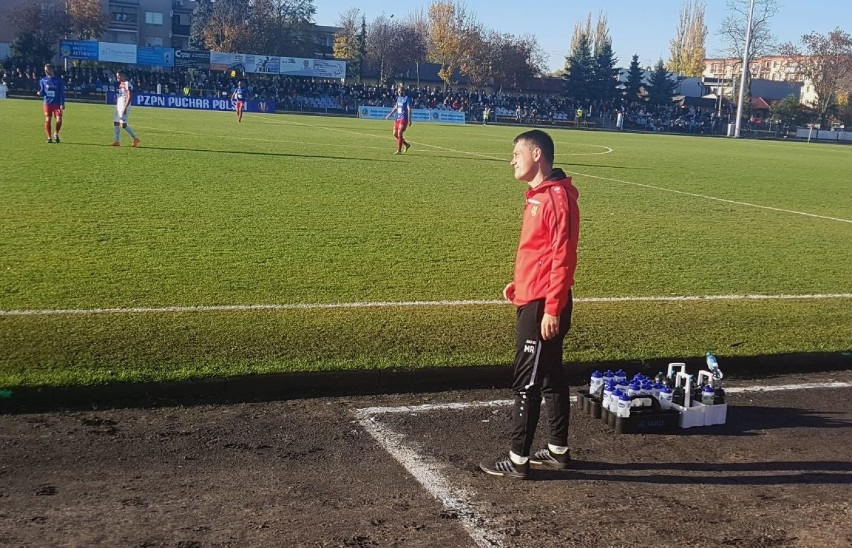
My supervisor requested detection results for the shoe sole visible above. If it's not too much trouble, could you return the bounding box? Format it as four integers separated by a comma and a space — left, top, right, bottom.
478, 462, 528, 479
528, 459, 570, 470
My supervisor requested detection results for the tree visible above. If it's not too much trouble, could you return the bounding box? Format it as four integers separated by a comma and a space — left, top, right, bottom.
427, 1, 476, 88
66, 0, 106, 40
592, 13, 619, 107
190, 0, 213, 50
563, 20, 595, 104
780, 28, 852, 125
365, 15, 422, 84
333, 8, 362, 79
717, 0, 780, 105
6, 1, 68, 65
249, 0, 317, 57
645, 60, 677, 110
199, 0, 251, 53
624, 54, 645, 106
667, 0, 707, 76
769, 95, 813, 129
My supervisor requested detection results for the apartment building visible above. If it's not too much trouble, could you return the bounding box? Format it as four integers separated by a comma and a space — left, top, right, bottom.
703, 55, 817, 105
99, 0, 197, 49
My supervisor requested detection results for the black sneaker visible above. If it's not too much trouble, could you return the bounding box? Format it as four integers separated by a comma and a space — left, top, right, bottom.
46, 138, 53, 143
529, 448, 571, 469
53, 133, 60, 143
479, 454, 529, 479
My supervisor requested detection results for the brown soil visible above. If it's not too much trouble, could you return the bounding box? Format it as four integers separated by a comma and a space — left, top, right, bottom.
1, 370, 850, 547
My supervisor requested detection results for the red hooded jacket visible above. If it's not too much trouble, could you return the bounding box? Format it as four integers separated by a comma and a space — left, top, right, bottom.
512, 168, 580, 316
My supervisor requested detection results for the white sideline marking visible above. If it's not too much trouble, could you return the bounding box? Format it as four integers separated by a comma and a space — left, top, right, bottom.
3, 293, 852, 316
568, 170, 852, 224
355, 381, 851, 548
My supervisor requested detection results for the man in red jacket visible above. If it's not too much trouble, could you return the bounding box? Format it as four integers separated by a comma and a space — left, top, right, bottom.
480, 129, 580, 480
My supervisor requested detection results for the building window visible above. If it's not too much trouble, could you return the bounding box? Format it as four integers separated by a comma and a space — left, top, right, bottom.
146, 36, 164, 47
146, 12, 163, 25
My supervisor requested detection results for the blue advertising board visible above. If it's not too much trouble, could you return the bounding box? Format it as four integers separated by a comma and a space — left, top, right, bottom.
129, 93, 275, 113
59, 40, 99, 61
137, 46, 175, 67
358, 106, 466, 124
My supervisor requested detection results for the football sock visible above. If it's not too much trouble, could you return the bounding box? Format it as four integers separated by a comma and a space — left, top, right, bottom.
509, 451, 529, 465
45, 120, 52, 137
55, 119, 62, 134
125, 126, 138, 139
114, 126, 120, 141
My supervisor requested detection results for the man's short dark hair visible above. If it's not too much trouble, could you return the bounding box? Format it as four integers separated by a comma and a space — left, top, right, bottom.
513, 129, 554, 165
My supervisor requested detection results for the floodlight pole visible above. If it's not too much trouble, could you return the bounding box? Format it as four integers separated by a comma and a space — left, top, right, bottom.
733, 0, 756, 138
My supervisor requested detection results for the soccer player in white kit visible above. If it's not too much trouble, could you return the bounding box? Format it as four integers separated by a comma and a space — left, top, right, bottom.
112, 70, 140, 147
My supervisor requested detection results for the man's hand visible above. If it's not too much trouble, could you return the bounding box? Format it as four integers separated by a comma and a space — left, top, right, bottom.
502, 282, 515, 302
541, 313, 559, 341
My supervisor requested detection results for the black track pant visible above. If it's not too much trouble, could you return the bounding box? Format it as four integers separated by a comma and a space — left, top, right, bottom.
510, 293, 573, 457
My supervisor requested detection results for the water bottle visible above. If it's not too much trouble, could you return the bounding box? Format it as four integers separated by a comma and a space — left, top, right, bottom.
614, 369, 627, 384
713, 385, 726, 404
616, 377, 629, 393
706, 352, 724, 381
609, 389, 622, 413
603, 370, 615, 384
602, 382, 614, 408
652, 383, 662, 399
702, 385, 715, 405
627, 382, 641, 398
589, 370, 604, 396
617, 393, 631, 418
659, 386, 673, 409
672, 385, 685, 406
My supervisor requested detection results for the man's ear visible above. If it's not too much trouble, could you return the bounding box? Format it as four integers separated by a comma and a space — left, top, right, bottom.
532, 147, 542, 162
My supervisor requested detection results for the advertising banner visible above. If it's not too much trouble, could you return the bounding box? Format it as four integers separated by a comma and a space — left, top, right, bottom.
99, 42, 138, 64
210, 52, 244, 73
131, 92, 275, 113
358, 106, 465, 124
312, 60, 346, 80
137, 46, 175, 67
174, 49, 211, 69
244, 55, 280, 74
60, 40, 99, 61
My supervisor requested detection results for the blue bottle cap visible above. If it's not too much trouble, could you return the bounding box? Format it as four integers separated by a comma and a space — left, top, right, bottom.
703, 385, 715, 393
619, 393, 631, 401
591, 371, 603, 378
661, 386, 672, 393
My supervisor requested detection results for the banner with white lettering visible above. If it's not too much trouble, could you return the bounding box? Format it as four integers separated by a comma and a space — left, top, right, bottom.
358, 106, 466, 124
129, 93, 275, 113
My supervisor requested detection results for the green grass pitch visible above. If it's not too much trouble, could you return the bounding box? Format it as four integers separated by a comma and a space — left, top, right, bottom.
1, 98, 850, 387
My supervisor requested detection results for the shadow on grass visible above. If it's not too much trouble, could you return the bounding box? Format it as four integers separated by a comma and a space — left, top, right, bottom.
1, 350, 849, 413
65, 141, 385, 162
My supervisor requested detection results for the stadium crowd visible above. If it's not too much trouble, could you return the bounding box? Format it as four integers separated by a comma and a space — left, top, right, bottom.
2, 63, 727, 133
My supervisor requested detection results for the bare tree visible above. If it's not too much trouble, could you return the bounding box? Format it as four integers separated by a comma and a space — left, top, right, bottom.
333, 7, 361, 79
6, 1, 68, 64
667, 0, 707, 76
780, 28, 852, 124
717, 0, 779, 59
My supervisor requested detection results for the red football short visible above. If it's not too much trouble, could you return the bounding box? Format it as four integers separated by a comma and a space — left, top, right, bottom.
234, 100, 245, 110
394, 119, 408, 133
43, 104, 63, 118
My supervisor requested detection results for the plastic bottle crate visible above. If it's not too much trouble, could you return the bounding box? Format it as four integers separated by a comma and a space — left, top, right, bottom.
591, 393, 679, 434
576, 390, 602, 419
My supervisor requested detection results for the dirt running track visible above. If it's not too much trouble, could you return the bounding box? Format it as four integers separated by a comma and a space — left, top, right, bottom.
1, 370, 850, 547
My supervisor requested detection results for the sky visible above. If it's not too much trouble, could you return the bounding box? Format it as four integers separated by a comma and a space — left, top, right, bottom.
313, 0, 850, 73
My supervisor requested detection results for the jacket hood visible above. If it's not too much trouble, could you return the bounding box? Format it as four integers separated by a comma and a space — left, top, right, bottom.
528, 168, 579, 199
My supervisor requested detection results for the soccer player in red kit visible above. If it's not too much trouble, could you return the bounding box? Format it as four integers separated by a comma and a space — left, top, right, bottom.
385, 86, 412, 154
37, 64, 65, 143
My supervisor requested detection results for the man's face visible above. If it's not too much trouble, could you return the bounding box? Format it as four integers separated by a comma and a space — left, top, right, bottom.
511, 139, 538, 182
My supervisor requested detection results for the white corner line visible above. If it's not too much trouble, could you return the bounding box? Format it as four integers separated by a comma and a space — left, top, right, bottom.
355, 413, 507, 548
354, 380, 851, 547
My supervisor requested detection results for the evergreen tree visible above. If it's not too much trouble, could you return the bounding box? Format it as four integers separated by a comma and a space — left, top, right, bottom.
564, 30, 594, 105
645, 60, 677, 111
593, 39, 619, 107
624, 54, 645, 106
